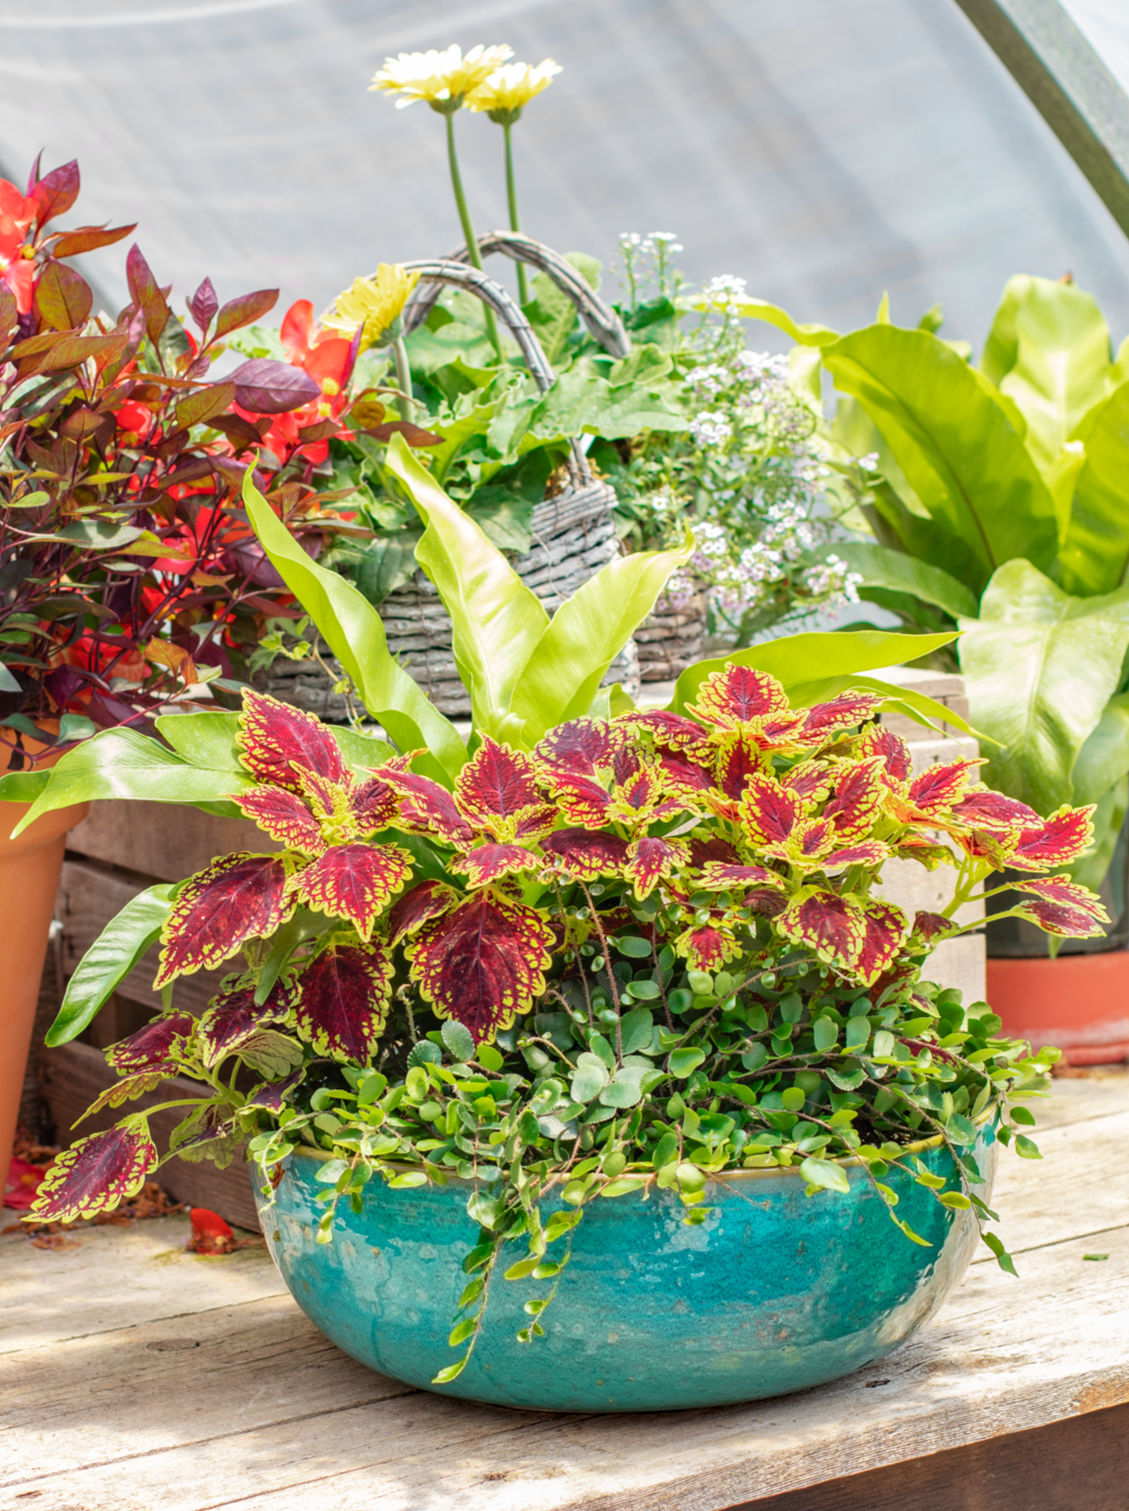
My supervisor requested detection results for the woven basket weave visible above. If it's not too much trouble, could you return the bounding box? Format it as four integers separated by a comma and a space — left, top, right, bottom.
635, 586, 708, 683
262, 237, 638, 721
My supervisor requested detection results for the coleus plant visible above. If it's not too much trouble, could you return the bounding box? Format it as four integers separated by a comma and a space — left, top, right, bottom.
11, 437, 1101, 1382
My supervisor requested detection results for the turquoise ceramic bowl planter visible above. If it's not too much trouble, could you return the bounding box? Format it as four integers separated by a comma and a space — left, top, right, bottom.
258, 1129, 995, 1413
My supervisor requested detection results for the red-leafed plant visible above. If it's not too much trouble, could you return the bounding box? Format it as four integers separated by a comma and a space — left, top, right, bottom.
0, 157, 365, 762
27, 664, 1099, 1374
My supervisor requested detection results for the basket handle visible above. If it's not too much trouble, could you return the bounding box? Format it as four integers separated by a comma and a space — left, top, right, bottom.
402, 232, 631, 360
397, 258, 593, 486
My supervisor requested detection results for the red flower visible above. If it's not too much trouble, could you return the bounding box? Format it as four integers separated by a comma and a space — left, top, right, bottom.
0, 178, 39, 314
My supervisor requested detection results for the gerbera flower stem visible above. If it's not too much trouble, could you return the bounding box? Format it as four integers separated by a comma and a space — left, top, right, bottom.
503, 123, 529, 307
391, 335, 416, 424
445, 112, 504, 362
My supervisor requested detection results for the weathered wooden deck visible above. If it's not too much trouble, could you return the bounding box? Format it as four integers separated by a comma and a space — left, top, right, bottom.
1, 1073, 1126, 1511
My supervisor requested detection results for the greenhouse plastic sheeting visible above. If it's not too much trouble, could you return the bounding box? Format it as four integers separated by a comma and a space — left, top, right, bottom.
0, 0, 1127, 348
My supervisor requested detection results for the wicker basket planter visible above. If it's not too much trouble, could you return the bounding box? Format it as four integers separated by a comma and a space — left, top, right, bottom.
263, 237, 639, 721
635, 584, 708, 683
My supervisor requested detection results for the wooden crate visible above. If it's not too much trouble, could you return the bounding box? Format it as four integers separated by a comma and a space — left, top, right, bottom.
38, 800, 280, 1231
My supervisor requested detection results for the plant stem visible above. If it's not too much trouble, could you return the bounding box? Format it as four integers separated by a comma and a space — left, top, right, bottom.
391, 335, 415, 425
445, 111, 504, 362
503, 123, 529, 307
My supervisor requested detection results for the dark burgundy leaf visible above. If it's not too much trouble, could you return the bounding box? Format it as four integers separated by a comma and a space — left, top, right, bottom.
31, 1122, 158, 1225
349, 775, 397, 834
228, 358, 319, 415
43, 665, 86, 710
911, 910, 952, 943
209, 412, 269, 447
35, 261, 93, 331
126, 244, 171, 348
213, 289, 279, 341
32, 159, 80, 225
370, 420, 442, 446
189, 276, 219, 332
294, 943, 393, 1060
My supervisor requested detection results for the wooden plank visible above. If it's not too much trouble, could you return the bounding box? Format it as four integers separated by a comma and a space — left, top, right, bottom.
56, 859, 227, 1020
41, 1041, 262, 1232
0, 1082, 1123, 1511
0, 1212, 284, 1356
66, 799, 278, 883
702, 1404, 1129, 1510
1, 1227, 1125, 1511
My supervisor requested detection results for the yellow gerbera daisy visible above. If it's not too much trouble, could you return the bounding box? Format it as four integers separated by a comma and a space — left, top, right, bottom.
466, 59, 561, 123
370, 44, 513, 113
324, 265, 420, 349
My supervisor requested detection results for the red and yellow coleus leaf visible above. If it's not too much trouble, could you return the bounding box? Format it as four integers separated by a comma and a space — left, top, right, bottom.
29, 1118, 158, 1225
946, 789, 1040, 832
711, 730, 765, 807
1009, 875, 1110, 936
688, 665, 790, 729
799, 691, 881, 744
822, 758, 885, 842
294, 942, 393, 1061
155, 853, 295, 988
854, 899, 908, 986
289, 842, 411, 940
820, 840, 890, 871
452, 842, 540, 889
350, 775, 398, 835
1005, 805, 1096, 871
534, 717, 626, 781
386, 879, 459, 948
234, 785, 324, 854
623, 709, 712, 759
237, 690, 344, 794
197, 974, 300, 1067
407, 890, 554, 1044
654, 747, 715, 801
739, 771, 802, 846
625, 835, 687, 900
911, 910, 953, 943
540, 828, 630, 881
454, 737, 551, 841
377, 767, 476, 847
695, 861, 785, 893
106, 1011, 195, 1073
545, 773, 612, 829
780, 759, 835, 803
854, 723, 912, 786
900, 757, 983, 819
777, 887, 864, 972
778, 889, 907, 984
675, 922, 743, 971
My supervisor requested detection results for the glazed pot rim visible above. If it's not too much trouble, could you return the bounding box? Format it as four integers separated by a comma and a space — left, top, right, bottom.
283, 1105, 997, 1187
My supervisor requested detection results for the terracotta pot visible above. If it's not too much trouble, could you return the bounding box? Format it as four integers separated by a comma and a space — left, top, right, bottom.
0, 737, 88, 1204
987, 950, 1129, 1066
